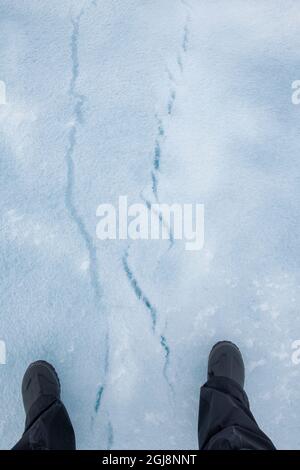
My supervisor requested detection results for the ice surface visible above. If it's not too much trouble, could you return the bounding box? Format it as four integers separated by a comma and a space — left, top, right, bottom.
1, 0, 300, 449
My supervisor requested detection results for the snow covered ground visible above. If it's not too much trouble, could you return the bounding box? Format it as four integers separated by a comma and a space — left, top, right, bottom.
1, 0, 300, 449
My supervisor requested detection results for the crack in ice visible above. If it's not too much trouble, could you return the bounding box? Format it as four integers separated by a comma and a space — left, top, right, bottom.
94, 385, 104, 414
94, 332, 110, 413
122, 248, 173, 393
144, 12, 191, 248
121, 11, 193, 396
66, 9, 101, 306
122, 248, 157, 331
94, 335, 114, 448
160, 334, 174, 394
66, 7, 113, 441
139, 191, 174, 247
107, 422, 114, 450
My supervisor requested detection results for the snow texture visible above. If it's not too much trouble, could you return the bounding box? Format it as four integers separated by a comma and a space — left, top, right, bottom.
1, 0, 300, 449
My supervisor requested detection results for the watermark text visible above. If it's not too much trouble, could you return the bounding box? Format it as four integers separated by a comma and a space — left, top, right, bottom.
96, 196, 204, 251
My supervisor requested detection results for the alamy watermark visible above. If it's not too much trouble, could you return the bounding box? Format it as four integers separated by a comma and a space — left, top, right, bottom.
0, 80, 6, 105
291, 80, 300, 105
96, 196, 204, 251
291, 340, 300, 365
0, 341, 6, 365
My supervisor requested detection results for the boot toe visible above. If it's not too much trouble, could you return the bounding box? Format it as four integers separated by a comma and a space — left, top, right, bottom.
22, 360, 61, 417
208, 341, 245, 388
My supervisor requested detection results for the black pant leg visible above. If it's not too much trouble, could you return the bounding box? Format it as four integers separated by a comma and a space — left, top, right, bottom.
12, 400, 76, 450
198, 376, 275, 450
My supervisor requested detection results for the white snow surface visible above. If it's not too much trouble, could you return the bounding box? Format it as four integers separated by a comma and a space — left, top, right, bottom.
0, 0, 300, 449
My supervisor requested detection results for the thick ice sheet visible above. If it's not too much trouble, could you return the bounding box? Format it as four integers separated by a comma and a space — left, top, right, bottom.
1, 0, 300, 449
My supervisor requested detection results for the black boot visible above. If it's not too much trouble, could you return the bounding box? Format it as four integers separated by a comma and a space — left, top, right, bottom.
13, 361, 76, 450
198, 340, 275, 450
207, 340, 245, 388
22, 360, 61, 430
